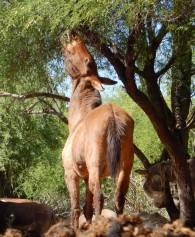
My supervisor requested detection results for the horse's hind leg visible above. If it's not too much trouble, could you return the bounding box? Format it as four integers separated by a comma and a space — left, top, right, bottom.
114, 145, 134, 215
64, 171, 80, 228
83, 179, 93, 222
114, 170, 130, 214
88, 169, 104, 218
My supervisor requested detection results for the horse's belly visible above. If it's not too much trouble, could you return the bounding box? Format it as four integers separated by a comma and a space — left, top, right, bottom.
64, 125, 88, 178
62, 136, 72, 167
72, 137, 88, 178
62, 147, 88, 178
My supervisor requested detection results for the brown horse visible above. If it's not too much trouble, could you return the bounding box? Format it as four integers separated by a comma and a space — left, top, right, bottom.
0, 198, 57, 235
61, 32, 134, 228
136, 158, 195, 209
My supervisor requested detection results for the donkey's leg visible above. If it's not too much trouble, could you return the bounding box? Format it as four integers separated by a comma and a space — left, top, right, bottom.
83, 179, 94, 222
114, 170, 130, 215
114, 144, 134, 215
64, 171, 80, 228
88, 169, 104, 218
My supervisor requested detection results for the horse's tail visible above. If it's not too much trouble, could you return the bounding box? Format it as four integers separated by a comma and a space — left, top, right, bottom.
107, 115, 126, 180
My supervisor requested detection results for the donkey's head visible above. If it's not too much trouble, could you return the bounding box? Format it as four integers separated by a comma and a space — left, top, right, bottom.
60, 31, 117, 91
60, 31, 97, 79
135, 161, 173, 208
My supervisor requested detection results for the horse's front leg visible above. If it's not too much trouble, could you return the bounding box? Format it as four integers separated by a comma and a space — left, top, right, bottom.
83, 179, 93, 222
64, 171, 80, 228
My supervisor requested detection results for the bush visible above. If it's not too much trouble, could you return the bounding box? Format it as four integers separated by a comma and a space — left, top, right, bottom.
15, 158, 70, 217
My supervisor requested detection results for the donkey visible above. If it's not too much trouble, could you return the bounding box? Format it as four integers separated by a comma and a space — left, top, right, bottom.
0, 198, 57, 235
61, 32, 134, 228
136, 158, 195, 213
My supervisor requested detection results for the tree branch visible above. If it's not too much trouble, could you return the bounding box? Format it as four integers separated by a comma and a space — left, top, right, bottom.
79, 27, 127, 82
20, 106, 68, 124
190, 68, 195, 76
0, 92, 70, 102
156, 55, 175, 77
153, 23, 168, 52
185, 106, 195, 130
142, 23, 168, 76
159, 148, 169, 162
134, 144, 151, 169
146, 14, 155, 46
134, 66, 146, 78
126, 28, 136, 66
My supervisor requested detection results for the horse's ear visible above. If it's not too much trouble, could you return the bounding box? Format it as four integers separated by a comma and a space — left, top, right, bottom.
99, 77, 117, 85
86, 76, 105, 91
135, 169, 148, 177
91, 80, 104, 91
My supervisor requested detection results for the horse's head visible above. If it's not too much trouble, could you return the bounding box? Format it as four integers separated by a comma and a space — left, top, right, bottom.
60, 31, 117, 91
60, 31, 98, 79
135, 162, 172, 208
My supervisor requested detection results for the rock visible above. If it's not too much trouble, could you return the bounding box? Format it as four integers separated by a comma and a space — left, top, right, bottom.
79, 209, 117, 227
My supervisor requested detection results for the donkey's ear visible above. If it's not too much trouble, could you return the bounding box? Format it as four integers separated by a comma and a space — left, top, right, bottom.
99, 77, 117, 85
135, 169, 148, 177
86, 76, 105, 91
91, 81, 104, 91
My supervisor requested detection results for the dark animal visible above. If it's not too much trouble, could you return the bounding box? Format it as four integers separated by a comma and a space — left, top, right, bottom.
0, 198, 57, 236
136, 158, 195, 209
61, 32, 134, 228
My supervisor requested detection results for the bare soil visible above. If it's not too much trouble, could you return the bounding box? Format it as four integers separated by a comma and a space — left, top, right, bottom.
44, 213, 195, 237
2, 213, 195, 237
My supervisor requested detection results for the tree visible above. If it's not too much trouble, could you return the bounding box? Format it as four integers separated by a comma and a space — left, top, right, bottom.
0, 98, 68, 196
0, 0, 194, 226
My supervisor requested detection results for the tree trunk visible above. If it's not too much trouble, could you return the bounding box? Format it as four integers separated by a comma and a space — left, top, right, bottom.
164, 181, 180, 221
169, 29, 194, 225
124, 61, 195, 226
168, 139, 195, 226
171, 35, 192, 155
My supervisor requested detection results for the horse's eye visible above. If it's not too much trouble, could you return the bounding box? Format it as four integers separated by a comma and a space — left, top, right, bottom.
84, 58, 90, 64
151, 175, 163, 190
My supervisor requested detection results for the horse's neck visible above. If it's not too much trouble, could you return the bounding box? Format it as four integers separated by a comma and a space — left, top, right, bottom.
68, 80, 102, 131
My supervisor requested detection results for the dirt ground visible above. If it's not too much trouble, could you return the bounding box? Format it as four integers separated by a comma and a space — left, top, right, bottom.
2, 212, 195, 237
44, 213, 195, 237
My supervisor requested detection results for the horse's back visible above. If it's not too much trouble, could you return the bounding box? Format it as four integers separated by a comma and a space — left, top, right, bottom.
0, 198, 34, 203
84, 103, 134, 131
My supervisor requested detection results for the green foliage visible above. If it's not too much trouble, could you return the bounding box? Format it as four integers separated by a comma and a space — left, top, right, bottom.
15, 158, 69, 213
1, 0, 193, 83
0, 98, 68, 199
